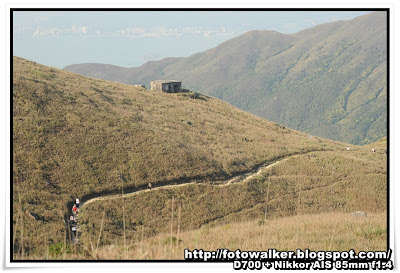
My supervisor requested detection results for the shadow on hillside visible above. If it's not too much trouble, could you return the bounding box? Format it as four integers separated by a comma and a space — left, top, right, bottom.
68, 149, 327, 213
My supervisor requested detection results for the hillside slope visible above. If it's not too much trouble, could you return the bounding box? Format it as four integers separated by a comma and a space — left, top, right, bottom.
13, 57, 334, 257
64, 11, 387, 145
97, 211, 386, 259
80, 141, 387, 257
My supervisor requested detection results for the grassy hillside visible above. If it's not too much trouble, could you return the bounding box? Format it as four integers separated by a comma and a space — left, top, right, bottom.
78, 142, 386, 258
13, 57, 337, 258
90, 211, 386, 259
64, 11, 387, 145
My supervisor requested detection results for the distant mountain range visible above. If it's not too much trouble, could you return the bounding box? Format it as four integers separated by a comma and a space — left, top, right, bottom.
64, 11, 387, 145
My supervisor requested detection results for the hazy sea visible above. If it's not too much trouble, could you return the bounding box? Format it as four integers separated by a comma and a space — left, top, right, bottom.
13, 34, 235, 69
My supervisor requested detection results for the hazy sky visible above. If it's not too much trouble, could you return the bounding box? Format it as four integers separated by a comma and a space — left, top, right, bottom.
13, 10, 371, 68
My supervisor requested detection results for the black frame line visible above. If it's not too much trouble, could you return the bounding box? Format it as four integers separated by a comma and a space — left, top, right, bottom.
9, 7, 390, 263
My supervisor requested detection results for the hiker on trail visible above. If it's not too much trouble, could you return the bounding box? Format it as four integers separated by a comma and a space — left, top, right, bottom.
148, 182, 152, 190
371, 148, 376, 153
69, 215, 76, 226
72, 204, 78, 215
71, 225, 77, 237
347, 146, 350, 151
76, 198, 80, 208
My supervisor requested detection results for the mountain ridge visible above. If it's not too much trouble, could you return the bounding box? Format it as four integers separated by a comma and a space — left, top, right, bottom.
64, 11, 387, 145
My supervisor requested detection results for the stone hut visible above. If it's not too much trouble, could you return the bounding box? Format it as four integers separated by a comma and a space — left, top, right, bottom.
150, 80, 182, 93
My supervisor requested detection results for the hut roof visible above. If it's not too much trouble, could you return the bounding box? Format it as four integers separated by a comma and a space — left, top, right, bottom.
151, 80, 181, 84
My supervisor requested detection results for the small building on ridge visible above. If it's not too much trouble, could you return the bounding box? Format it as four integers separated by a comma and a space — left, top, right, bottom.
150, 80, 182, 93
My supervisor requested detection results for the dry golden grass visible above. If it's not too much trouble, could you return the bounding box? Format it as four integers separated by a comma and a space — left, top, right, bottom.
90, 211, 386, 260
12, 211, 387, 260
77, 142, 386, 259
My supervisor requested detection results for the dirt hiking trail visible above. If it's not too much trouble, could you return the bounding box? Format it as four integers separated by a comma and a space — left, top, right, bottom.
81, 151, 317, 208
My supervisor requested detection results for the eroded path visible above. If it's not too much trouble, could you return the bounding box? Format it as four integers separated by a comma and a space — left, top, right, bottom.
81, 151, 317, 208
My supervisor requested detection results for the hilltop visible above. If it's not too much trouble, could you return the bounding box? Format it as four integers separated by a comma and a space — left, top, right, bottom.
64, 11, 387, 145
13, 57, 339, 258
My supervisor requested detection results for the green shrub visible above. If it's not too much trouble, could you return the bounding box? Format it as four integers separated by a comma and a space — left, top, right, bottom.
163, 236, 183, 245
48, 242, 71, 257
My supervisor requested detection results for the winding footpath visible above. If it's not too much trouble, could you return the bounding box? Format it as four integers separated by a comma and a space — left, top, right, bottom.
70, 151, 320, 244
80, 151, 316, 208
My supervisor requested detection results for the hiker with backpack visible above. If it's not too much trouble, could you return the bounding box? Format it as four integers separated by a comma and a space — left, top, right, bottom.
72, 204, 78, 216
69, 215, 76, 226
71, 225, 77, 239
